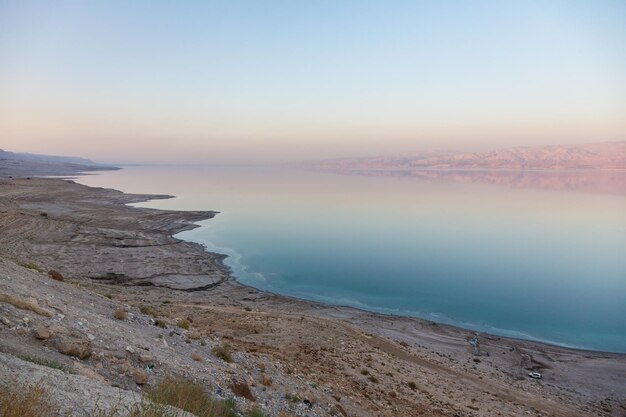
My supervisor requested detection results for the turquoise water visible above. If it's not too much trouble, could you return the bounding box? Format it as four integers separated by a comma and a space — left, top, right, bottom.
77, 166, 626, 352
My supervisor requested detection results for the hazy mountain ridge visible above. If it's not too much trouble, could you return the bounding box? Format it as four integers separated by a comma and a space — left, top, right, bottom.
0, 149, 99, 165
312, 142, 626, 171
0, 149, 119, 177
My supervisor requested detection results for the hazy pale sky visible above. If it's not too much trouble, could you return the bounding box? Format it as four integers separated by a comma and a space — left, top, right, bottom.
1, 0, 625, 164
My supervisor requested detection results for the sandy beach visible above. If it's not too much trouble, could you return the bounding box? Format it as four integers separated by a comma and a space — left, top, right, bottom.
1, 170, 625, 416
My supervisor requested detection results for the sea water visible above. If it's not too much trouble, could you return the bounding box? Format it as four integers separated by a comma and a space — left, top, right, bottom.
77, 166, 626, 352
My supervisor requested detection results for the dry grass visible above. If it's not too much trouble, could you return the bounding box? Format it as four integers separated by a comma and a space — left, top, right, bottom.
244, 406, 267, 417
191, 353, 204, 362
114, 307, 128, 320
212, 343, 233, 363
21, 262, 44, 273
147, 377, 237, 417
230, 380, 255, 401
187, 331, 202, 340
48, 270, 65, 282
177, 319, 190, 330
0, 292, 53, 317
140, 305, 158, 317
0, 381, 58, 417
20, 355, 75, 374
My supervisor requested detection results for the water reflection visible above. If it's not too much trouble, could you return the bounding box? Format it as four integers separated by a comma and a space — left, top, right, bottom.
311, 168, 626, 195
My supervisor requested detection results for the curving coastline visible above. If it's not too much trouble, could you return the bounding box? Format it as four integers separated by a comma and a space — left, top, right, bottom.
1, 169, 625, 416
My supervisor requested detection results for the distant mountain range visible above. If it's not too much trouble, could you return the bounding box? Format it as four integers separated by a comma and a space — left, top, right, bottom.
310, 141, 626, 171
0, 149, 118, 177
0, 149, 100, 166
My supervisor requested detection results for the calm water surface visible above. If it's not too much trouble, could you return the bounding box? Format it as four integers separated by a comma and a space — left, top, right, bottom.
77, 166, 626, 352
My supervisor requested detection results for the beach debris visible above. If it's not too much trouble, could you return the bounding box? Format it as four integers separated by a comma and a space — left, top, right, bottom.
469, 336, 481, 355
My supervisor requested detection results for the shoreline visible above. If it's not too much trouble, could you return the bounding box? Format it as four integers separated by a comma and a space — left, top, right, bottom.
64, 171, 626, 359
1, 171, 625, 416
36, 170, 626, 355
112, 174, 623, 355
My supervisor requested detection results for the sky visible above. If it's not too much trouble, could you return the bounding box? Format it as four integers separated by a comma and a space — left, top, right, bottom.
1, 0, 625, 164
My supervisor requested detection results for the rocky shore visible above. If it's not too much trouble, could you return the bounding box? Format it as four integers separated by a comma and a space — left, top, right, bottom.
1, 168, 625, 416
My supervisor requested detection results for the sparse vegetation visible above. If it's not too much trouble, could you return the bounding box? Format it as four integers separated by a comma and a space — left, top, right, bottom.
245, 406, 267, 417
360, 369, 370, 375
212, 343, 233, 363
177, 319, 190, 330
191, 353, 204, 362
21, 262, 43, 273
147, 377, 238, 417
0, 292, 53, 317
408, 381, 417, 390
20, 355, 75, 374
230, 380, 255, 401
140, 305, 158, 317
118, 403, 180, 417
48, 270, 64, 282
189, 332, 203, 340
114, 307, 128, 320
155, 319, 167, 328
285, 393, 301, 403
0, 381, 58, 417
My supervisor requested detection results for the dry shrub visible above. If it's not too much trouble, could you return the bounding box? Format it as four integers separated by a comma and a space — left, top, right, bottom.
191, 353, 204, 362
140, 305, 158, 317
212, 343, 233, 363
0, 292, 53, 317
114, 307, 128, 320
0, 380, 58, 417
147, 377, 237, 417
92, 399, 191, 417
187, 331, 202, 340
177, 319, 190, 330
48, 270, 65, 282
230, 380, 255, 401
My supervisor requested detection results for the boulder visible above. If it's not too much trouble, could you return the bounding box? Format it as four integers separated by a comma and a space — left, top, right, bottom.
34, 326, 52, 340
